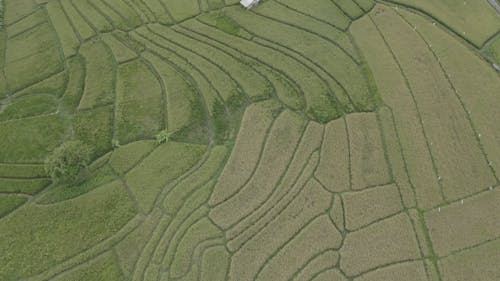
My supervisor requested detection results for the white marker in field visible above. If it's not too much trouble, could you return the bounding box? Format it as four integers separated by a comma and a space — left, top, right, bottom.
240, 0, 260, 9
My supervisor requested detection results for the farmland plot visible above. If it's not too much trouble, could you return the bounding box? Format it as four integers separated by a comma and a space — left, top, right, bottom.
115, 59, 164, 144
372, 7, 496, 202
385, 0, 500, 47
315, 117, 350, 192
485, 36, 500, 64
225, 5, 374, 113
1, 0, 500, 280
351, 13, 443, 209
5, 22, 63, 92
351, 3, 500, 280
398, 9, 500, 192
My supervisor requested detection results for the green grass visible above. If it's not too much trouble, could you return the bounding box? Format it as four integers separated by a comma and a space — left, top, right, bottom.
0, 163, 47, 178
163, 0, 199, 21
0, 95, 58, 122
275, 0, 351, 30
192, 15, 338, 122
59, 0, 96, 40
0, 114, 67, 163
386, 0, 500, 47
226, 6, 370, 118
102, 33, 138, 63
197, 11, 252, 39
207, 0, 224, 9
103, 0, 143, 28
109, 140, 157, 174
0, 178, 51, 194
145, 24, 242, 104
141, 51, 209, 143
1, 1, 500, 280
51, 251, 124, 281
60, 55, 85, 114
5, 23, 63, 92
3, 0, 36, 25
169, 217, 223, 278
78, 39, 116, 109
215, 12, 240, 35
73, 105, 114, 158
6, 23, 58, 63
486, 36, 500, 64
334, 0, 365, 18
46, 0, 79, 58
0, 180, 136, 280
374, 6, 495, 201
36, 164, 116, 204
350, 10, 443, 209
114, 208, 163, 276
88, 0, 131, 31
200, 246, 230, 281
13, 71, 67, 98
125, 141, 206, 213
164, 145, 227, 213
0, 194, 27, 218
71, 0, 114, 32
176, 20, 272, 99
6, 9, 45, 38
130, 28, 230, 142
141, 0, 173, 24
158, 191, 213, 272
0, 0, 3, 28
354, 0, 375, 11
398, 8, 500, 198
254, 1, 359, 60
115, 59, 163, 144
0, 32, 5, 100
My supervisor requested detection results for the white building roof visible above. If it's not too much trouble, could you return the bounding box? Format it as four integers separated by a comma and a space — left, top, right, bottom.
240, 0, 259, 9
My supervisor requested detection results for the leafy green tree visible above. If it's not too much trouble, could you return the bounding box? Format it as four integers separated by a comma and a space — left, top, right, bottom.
45, 141, 92, 184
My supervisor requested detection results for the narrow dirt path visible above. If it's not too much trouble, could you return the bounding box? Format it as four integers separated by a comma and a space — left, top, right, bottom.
487, 0, 500, 14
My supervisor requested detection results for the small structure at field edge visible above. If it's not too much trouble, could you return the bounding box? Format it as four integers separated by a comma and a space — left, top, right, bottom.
240, 0, 260, 9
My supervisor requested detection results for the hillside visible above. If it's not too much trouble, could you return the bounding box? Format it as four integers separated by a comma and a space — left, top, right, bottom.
0, 0, 499, 280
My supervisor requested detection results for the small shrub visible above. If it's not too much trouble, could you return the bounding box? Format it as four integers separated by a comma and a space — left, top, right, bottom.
155, 130, 173, 144
45, 141, 92, 184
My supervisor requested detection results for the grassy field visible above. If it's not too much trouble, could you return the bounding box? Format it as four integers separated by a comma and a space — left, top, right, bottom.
0, 0, 499, 280
385, 0, 500, 47
484, 36, 500, 64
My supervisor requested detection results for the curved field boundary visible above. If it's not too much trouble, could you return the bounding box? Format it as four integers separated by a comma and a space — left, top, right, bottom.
395, 9, 499, 192
487, 0, 500, 13
24, 214, 145, 281
179, 20, 306, 111
376, 0, 500, 48
146, 24, 248, 104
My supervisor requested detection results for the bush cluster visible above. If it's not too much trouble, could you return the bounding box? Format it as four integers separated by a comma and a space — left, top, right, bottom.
45, 141, 92, 184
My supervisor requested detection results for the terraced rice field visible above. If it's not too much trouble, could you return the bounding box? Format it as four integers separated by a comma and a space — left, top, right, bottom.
0, 0, 499, 280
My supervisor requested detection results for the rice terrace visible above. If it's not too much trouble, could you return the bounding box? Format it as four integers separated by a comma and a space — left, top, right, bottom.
0, 0, 499, 279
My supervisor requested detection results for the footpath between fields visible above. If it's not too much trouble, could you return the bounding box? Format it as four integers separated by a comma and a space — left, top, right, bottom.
487, 0, 500, 14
